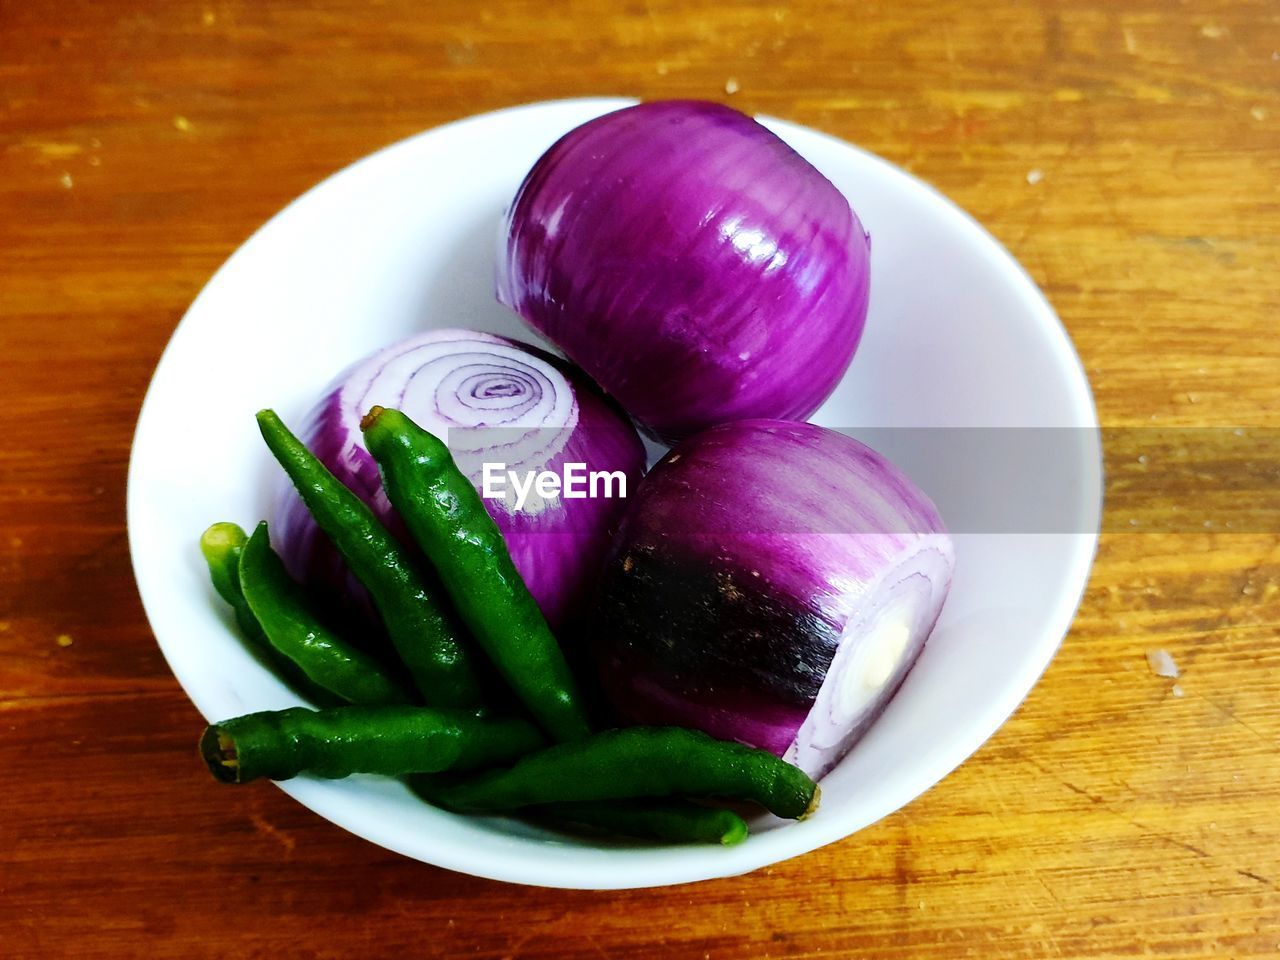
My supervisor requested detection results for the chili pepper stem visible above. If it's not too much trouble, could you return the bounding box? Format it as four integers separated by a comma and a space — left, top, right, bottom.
359, 405, 387, 432
200, 522, 241, 553
801, 785, 821, 820
200, 727, 241, 784
721, 816, 749, 846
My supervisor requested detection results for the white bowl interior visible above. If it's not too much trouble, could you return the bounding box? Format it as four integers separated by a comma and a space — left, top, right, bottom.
127, 97, 1099, 889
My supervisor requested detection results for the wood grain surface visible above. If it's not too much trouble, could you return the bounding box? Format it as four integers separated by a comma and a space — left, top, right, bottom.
2, 1, 1278, 957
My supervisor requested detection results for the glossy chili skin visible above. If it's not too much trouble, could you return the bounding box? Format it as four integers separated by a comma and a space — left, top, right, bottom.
200, 522, 342, 707
423, 727, 820, 820
256, 409, 483, 709
535, 799, 749, 846
360, 406, 591, 743
200, 706, 545, 784
237, 522, 411, 706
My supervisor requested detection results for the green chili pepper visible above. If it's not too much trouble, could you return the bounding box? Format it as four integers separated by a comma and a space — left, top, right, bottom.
535, 800, 749, 846
200, 522, 341, 707
422, 727, 820, 820
360, 406, 590, 743
200, 705, 544, 784
237, 522, 412, 706
255, 409, 483, 709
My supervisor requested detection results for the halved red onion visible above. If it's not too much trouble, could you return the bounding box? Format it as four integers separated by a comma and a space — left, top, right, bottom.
497, 100, 871, 442
590, 420, 953, 778
269, 329, 646, 629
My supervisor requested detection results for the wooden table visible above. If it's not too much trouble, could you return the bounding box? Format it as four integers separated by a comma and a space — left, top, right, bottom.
3, 1, 1278, 956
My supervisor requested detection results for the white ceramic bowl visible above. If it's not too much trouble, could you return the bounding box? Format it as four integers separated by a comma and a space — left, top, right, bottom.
128, 97, 1100, 889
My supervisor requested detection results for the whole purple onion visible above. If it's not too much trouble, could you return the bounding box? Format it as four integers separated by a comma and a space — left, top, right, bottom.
269, 329, 646, 629
590, 420, 953, 779
497, 100, 871, 442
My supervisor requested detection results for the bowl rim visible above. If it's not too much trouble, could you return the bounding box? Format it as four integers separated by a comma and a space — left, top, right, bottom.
127, 96, 1101, 889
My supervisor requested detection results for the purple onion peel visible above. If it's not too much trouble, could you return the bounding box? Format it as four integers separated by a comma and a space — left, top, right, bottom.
498, 100, 871, 442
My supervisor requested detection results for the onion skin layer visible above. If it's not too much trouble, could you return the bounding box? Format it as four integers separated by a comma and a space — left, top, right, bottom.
591, 420, 954, 779
269, 329, 646, 631
498, 100, 871, 443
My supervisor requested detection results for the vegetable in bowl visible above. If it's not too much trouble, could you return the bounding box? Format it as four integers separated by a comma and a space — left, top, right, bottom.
192, 102, 950, 852
497, 100, 872, 443
200, 406, 823, 847
125, 95, 1099, 885
590, 419, 954, 779
268, 328, 646, 632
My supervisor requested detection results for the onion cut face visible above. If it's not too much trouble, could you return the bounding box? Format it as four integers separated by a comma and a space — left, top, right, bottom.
497, 100, 871, 442
590, 420, 954, 779
269, 329, 646, 630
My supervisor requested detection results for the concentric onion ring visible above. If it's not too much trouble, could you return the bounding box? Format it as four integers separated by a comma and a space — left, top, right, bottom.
269, 329, 646, 629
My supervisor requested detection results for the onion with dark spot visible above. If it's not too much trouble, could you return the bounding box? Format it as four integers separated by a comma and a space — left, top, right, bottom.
590, 419, 954, 778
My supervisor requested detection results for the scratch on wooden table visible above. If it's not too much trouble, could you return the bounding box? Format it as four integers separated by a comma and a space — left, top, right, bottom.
1023, 755, 1218, 862
1193, 693, 1273, 745
248, 796, 296, 856
1235, 869, 1276, 890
